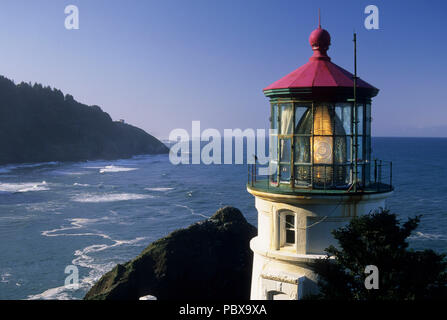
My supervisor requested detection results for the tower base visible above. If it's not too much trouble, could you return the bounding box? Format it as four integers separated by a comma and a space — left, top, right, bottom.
247, 187, 392, 300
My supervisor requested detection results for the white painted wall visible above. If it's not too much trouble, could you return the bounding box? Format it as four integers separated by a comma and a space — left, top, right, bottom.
248, 190, 391, 300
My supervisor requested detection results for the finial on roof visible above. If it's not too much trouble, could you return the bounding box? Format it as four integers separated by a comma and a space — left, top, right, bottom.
309, 23, 331, 61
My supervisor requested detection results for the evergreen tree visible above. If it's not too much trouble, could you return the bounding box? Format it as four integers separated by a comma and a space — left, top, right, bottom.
310, 211, 447, 300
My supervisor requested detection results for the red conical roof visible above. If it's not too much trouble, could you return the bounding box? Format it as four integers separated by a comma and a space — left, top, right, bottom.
264, 27, 378, 95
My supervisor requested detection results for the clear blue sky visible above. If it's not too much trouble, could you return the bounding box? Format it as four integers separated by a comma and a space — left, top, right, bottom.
0, 0, 445, 138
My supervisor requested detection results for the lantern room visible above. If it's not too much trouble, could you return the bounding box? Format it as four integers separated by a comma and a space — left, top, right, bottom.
260, 26, 390, 192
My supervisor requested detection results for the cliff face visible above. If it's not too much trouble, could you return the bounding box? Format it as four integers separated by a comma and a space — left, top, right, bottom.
0, 76, 168, 165
84, 207, 257, 300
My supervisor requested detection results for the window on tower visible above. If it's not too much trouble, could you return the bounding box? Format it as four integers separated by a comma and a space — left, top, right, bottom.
285, 214, 295, 245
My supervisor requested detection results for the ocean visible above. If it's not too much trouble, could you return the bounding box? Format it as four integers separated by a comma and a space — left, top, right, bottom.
0, 137, 446, 300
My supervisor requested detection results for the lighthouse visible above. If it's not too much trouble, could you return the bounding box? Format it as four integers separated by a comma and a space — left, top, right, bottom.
247, 23, 393, 300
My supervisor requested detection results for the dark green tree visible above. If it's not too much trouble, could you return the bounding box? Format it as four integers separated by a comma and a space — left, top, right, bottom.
0, 75, 168, 165
310, 210, 447, 300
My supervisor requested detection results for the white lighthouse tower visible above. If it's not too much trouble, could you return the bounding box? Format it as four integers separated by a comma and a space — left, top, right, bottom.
247, 24, 393, 300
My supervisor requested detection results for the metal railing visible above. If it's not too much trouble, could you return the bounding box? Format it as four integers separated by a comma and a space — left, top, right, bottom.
248, 159, 393, 193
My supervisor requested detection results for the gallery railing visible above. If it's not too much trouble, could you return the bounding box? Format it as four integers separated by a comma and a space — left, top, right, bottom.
248, 159, 393, 193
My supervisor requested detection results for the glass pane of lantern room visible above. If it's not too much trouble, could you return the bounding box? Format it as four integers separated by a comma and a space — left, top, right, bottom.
271, 104, 278, 130
295, 105, 310, 130
279, 139, 291, 183
280, 139, 291, 163
346, 136, 352, 164
357, 104, 363, 135
270, 134, 278, 161
295, 105, 312, 134
294, 137, 311, 163
334, 136, 348, 186
365, 135, 371, 162
365, 104, 371, 137
295, 165, 311, 187
335, 104, 351, 135
280, 103, 293, 135
363, 162, 371, 187
295, 104, 312, 167
357, 138, 363, 162
334, 164, 349, 187
279, 165, 291, 183
270, 162, 278, 184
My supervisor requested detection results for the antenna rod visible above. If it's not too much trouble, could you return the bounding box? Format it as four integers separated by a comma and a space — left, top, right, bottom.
353, 32, 358, 192
318, 8, 321, 28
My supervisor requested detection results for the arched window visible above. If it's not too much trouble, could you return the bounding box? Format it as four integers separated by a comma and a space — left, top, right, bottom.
285, 214, 295, 245
278, 211, 296, 248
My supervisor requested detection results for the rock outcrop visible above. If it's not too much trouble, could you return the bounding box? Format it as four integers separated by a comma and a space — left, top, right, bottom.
84, 207, 257, 300
0, 76, 168, 165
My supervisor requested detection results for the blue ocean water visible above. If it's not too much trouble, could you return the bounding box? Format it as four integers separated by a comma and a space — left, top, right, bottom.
0, 137, 445, 300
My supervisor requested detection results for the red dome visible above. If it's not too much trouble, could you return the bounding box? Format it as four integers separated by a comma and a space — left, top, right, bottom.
309, 27, 331, 52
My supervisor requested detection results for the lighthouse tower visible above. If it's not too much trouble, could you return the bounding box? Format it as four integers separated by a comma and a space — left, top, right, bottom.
247, 24, 393, 300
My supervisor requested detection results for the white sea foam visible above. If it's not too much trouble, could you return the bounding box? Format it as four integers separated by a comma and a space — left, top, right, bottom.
99, 165, 138, 174
1, 272, 11, 283
73, 237, 147, 268
71, 237, 147, 290
36, 214, 148, 300
71, 193, 154, 203
145, 187, 174, 192
52, 170, 90, 176
0, 181, 49, 193
73, 183, 90, 187
28, 285, 73, 300
42, 217, 113, 239
174, 204, 210, 219
28, 232, 147, 300
409, 231, 447, 241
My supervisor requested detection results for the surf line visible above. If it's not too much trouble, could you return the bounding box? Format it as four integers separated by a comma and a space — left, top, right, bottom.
41, 217, 112, 240
174, 204, 210, 219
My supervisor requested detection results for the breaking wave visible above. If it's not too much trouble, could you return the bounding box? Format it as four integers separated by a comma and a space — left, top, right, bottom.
145, 187, 174, 192
409, 231, 447, 241
33, 215, 147, 300
99, 166, 138, 174
73, 183, 90, 187
71, 193, 155, 203
0, 181, 49, 193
